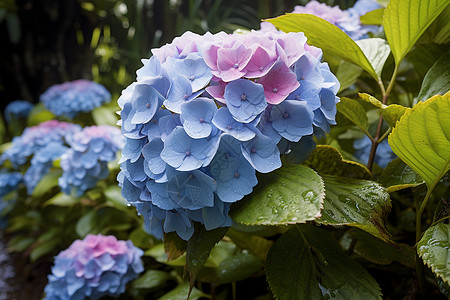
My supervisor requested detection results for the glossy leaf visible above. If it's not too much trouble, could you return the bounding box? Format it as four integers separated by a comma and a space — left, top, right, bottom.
383, 0, 449, 64
360, 8, 384, 25
265, 14, 378, 80
266, 226, 382, 300
379, 158, 424, 193
356, 38, 391, 78
388, 93, 450, 189
186, 225, 228, 283
417, 223, 450, 283
340, 229, 414, 267
418, 51, 450, 102
230, 164, 324, 225
317, 175, 393, 244
304, 145, 371, 179
132, 270, 172, 289
337, 97, 370, 136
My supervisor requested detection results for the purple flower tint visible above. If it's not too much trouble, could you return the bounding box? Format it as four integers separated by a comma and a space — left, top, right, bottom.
40, 80, 111, 119
44, 234, 144, 300
0, 120, 81, 168
258, 62, 299, 105
4, 100, 33, 123
59, 125, 124, 197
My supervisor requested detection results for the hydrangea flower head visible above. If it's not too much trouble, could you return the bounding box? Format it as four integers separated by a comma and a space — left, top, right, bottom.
354, 135, 397, 168
59, 125, 124, 197
0, 171, 22, 199
40, 80, 111, 119
44, 234, 144, 300
4, 100, 34, 123
118, 29, 340, 240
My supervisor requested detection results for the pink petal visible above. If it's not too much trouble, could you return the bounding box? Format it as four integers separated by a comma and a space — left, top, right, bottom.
245, 46, 277, 78
259, 62, 300, 105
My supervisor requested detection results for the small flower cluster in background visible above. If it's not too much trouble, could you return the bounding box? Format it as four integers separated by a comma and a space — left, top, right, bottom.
40, 79, 111, 119
118, 29, 340, 240
44, 234, 144, 300
59, 125, 124, 196
354, 135, 397, 168
4, 100, 34, 124
262, 0, 381, 40
0, 172, 22, 229
0, 120, 122, 197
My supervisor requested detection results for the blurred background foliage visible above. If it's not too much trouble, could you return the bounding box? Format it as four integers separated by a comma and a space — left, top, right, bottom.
0, 0, 358, 110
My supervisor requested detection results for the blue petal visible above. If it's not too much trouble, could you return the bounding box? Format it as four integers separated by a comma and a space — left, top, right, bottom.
241, 133, 281, 173
212, 107, 256, 141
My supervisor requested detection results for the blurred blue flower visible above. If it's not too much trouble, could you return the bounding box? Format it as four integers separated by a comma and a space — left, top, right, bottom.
40, 80, 111, 119
354, 135, 397, 168
59, 126, 124, 196
0, 171, 22, 198
44, 234, 144, 300
4, 100, 33, 123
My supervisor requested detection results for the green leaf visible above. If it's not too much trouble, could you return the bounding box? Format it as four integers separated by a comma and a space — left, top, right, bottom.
92, 106, 118, 126
27, 103, 55, 126
266, 226, 381, 300
340, 229, 414, 267
360, 8, 385, 25
388, 93, 450, 189
417, 223, 450, 284
145, 243, 186, 267
103, 185, 128, 211
356, 38, 391, 78
226, 228, 273, 261
358, 93, 384, 108
158, 282, 207, 300
304, 145, 371, 179
337, 97, 370, 136
379, 158, 424, 193
30, 240, 59, 262
75, 210, 98, 237
163, 232, 187, 261
129, 225, 155, 249
43, 193, 79, 207
381, 104, 408, 127
216, 252, 262, 284
335, 60, 363, 92
32, 169, 62, 197
186, 225, 228, 283
230, 164, 324, 225
6, 14, 20, 44
418, 51, 450, 102
8, 235, 34, 252
265, 14, 378, 80
383, 0, 449, 64
132, 270, 172, 289
316, 175, 393, 244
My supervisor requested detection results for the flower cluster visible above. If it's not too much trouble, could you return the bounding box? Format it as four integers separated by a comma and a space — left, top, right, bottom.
0, 120, 81, 194
262, 0, 381, 40
59, 125, 124, 196
4, 100, 34, 124
354, 135, 397, 168
0, 172, 22, 229
117, 30, 339, 240
40, 80, 111, 119
44, 234, 144, 300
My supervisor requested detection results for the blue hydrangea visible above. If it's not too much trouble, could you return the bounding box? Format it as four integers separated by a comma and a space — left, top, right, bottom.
4, 100, 34, 123
40, 80, 111, 119
44, 234, 144, 300
0, 171, 22, 229
59, 125, 124, 197
354, 135, 397, 168
0, 120, 81, 168
117, 30, 340, 240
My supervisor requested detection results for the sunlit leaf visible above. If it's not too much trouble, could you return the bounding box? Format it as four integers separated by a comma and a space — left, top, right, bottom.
418, 51, 450, 102
266, 226, 382, 300
388, 93, 450, 189
215, 252, 262, 284
132, 270, 172, 289
379, 158, 424, 193
230, 164, 324, 225
360, 8, 385, 25
417, 223, 450, 283
381, 104, 408, 127
304, 145, 371, 179
265, 14, 378, 80
356, 38, 391, 78
383, 0, 449, 64
336, 60, 363, 92
316, 175, 393, 244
